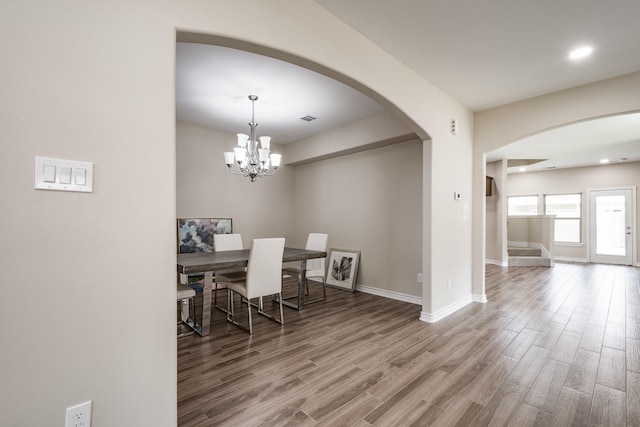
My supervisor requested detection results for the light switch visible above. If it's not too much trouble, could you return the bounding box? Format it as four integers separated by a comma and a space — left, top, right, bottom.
43, 165, 56, 183
75, 168, 87, 185
60, 167, 72, 184
35, 156, 93, 192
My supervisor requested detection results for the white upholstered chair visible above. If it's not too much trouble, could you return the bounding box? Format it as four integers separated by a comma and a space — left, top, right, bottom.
227, 238, 285, 334
214, 233, 243, 252
177, 283, 196, 338
212, 233, 245, 312
283, 233, 328, 304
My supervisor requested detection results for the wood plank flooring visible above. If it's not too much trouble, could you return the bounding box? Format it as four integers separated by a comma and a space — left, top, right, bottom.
177, 263, 640, 426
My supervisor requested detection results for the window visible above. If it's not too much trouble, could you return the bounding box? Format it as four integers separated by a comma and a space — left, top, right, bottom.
508, 195, 539, 216
545, 193, 582, 243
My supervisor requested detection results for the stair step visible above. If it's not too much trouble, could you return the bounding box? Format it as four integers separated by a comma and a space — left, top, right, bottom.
508, 247, 542, 257
509, 256, 551, 267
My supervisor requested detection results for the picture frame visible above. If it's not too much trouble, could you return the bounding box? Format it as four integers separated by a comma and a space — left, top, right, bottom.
177, 218, 233, 254
325, 248, 360, 292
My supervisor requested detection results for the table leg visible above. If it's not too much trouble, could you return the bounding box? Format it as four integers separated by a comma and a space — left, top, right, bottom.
200, 270, 213, 336
297, 259, 307, 310
278, 259, 308, 311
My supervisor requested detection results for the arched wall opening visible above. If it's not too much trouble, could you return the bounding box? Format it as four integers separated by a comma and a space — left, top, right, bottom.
174, 31, 442, 314
484, 111, 640, 268
473, 71, 640, 298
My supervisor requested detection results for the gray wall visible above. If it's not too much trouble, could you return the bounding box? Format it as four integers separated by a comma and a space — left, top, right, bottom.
291, 139, 423, 298
177, 121, 295, 243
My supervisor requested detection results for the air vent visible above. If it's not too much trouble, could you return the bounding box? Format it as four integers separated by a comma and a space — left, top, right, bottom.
300, 115, 317, 122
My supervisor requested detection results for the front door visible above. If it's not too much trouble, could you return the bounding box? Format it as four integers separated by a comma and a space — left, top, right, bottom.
588, 188, 634, 265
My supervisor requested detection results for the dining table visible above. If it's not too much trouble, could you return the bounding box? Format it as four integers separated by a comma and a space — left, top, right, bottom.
177, 246, 327, 336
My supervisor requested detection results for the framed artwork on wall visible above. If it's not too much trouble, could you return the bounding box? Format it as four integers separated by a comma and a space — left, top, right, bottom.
177, 218, 232, 254
325, 248, 360, 292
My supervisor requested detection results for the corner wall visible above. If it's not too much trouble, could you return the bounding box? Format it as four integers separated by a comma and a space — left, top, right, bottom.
291, 139, 424, 300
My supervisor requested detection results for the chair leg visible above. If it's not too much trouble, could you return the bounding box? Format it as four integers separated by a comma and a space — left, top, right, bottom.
247, 296, 252, 334
226, 289, 232, 323
226, 289, 254, 334
303, 277, 327, 305
255, 294, 284, 326
278, 292, 284, 325
177, 297, 195, 338
214, 282, 229, 314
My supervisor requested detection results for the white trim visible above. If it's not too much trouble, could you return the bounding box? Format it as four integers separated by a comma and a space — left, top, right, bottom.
485, 259, 508, 266
355, 284, 422, 305
507, 215, 556, 219
554, 242, 584, 248
555, 256, 588, 263
419, 295, 473, 323
473, 293, 488, 303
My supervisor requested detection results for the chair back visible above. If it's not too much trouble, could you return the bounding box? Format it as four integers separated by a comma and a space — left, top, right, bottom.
214, 233, 243, 251
246, 238, 285, 299
305, 233, 328, 278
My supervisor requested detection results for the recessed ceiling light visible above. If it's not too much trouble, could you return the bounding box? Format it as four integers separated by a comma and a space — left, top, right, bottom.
600, 158, 609, 164
568, 46, 593, 60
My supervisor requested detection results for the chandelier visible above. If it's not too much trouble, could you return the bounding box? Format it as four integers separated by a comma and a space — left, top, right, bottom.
223, 95, 281, 182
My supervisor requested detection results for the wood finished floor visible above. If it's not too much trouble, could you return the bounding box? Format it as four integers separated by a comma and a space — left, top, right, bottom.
177, 263, 640, 426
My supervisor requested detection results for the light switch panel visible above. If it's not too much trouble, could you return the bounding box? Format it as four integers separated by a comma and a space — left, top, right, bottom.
35, 156, 93, 193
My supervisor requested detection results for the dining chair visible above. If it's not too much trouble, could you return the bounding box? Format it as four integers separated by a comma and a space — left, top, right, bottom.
177, 283, 196, 338
283, 233, 328, 304
212, 233, 245, 312
226, 237, 285, 334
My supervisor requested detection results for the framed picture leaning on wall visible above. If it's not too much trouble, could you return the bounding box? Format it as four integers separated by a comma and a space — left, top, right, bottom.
325, 248, 360, 292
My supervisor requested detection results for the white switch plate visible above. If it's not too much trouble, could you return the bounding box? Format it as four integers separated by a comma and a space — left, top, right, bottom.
65, 400, 92, 427
35, 156, 93, 193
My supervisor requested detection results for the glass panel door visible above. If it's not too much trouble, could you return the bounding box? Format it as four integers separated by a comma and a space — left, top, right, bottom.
589, 189, 633, 265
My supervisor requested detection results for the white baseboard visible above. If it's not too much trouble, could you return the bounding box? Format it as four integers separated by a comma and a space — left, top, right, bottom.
473, 293, 488, 303
356, 285, 486, 322
355, 284, 422, 306
419, 295, 473, 323
485, 259, 508, 266
555, 256, 588, 263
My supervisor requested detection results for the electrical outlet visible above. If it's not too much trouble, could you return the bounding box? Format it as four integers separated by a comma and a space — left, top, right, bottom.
447, 279, 452, 290
66, 401, 92, 427
417, 273, 423, 283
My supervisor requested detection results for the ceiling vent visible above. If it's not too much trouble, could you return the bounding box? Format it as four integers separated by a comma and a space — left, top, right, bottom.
300, 115, 317, 122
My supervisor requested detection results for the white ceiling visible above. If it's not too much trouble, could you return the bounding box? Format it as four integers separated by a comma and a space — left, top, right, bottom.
175, 0, 640, 170
175, 43, 385, 144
